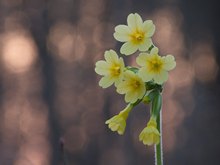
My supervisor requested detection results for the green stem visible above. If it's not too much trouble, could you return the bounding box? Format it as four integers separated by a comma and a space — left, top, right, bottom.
155, 110, 163, 165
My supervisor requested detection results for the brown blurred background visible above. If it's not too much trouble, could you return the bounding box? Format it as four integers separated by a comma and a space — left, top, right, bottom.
0, 0, 219, 165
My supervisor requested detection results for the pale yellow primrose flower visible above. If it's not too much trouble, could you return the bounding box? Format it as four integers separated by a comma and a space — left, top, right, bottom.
136, 47, 176, 84
139, 117, 160, 146
105, 104, 133, 135
95, 50, 125, 88
114, 13, 155, 55
117, 70, 146, 103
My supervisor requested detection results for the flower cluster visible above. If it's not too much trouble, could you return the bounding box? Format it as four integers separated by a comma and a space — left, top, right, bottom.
95, 13, 176, 146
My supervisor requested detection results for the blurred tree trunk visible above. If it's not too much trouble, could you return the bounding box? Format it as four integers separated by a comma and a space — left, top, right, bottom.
27, 1, 61, 165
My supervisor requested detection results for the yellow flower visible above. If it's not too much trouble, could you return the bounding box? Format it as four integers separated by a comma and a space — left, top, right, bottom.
139, 117, 160, 146
117, 70, 146, 103
95, 49, 125, 88
136, 47, 176, 84
105, 104, 133, 135
114, 13, 155, 55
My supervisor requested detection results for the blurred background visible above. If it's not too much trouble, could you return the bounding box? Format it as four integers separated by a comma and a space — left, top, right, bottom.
0, 0, 219, 165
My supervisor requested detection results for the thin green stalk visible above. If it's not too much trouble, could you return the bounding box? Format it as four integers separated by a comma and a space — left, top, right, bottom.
155, 110, 163, 165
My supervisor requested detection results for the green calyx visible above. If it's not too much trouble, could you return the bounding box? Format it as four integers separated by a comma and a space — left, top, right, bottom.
151, 90, 162, 119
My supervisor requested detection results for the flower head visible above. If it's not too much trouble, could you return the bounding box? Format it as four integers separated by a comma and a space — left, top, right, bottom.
105, 104, 133, 135
114, 13, 155, 55
117, 70, 146, 103
136, 47, 176, 84
95, 50, 125, 88
139, 117, 160, 146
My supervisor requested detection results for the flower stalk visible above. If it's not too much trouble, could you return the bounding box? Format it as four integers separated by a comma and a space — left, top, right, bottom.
155, 110, 163, 165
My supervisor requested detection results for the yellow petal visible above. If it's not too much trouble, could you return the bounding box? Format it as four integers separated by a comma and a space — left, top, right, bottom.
162, 55, 176, 71
153, 70, 168, 84
110, 123, 119, 131
138, 39, 152, 51
153, 135, 160, 145
125, 91, 137, 103
120, 42, 138, 55
143, 20, 155, 37
139, 132, 144, 141
114, 32, 129, 42
116, 82, 128, 94
119, 58, 125, 68
99, 76, 114, 88
114, 78, 122, 87
136, 85, 146, 99
117, 129, 124, 135
143, 134, 153, 145
127, 13, 143, 29
105, 119, 111, 124
104, 50, 118, 63
123, 69, 135, 78
115, 25, 131, 34
136, 53, 148, 66
105, 114, 127, 135
138, 67, 153, 82
95, 61, 109, 75
150, 47, 159, 55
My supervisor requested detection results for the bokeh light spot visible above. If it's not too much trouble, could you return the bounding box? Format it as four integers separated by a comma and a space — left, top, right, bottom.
1, 31, 38, 73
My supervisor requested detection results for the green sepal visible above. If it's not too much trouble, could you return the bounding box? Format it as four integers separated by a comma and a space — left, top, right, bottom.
151, 90, 162, 119
142, 90, 158, 104
142, 95, 151, 104
126, 67, 139, 73
145, 81, 163, 91
148, 45, 154, 52
132, 97, 143, 107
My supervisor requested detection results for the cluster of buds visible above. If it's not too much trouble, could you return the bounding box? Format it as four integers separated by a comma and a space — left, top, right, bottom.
95, 13, 176, 146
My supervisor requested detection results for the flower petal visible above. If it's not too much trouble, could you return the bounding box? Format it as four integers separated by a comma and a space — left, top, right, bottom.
120, 42, 138, 55
116, 81, 130, 94
95, 61, 109, 75
117, 129, 124, 135
138, 67, 153, 82
139, 132, 144, 141
136, 85, 146, 99
110, 123, 119, 131
127, 13, 143, 29
115, 25, 131, 34
114, 25, 130, 42
104, 50, 118, 63
125, 91, 137, 103
162, 55, 176, 71
146, 134, 154, 145
153, 70, 168, 84
150, 47, 159, 55
153, 134, 160, 144
136, 53, 148, 66
114, 32, 130, 42
114, 78, 122, 87
138, 38, 152, 51
143, 20, 155, 37
99, 76, 114, 88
